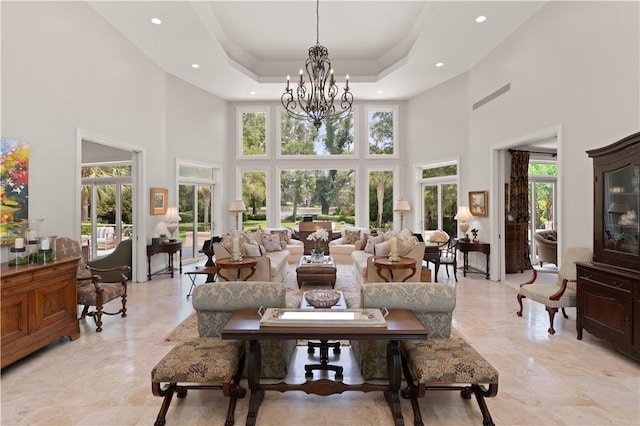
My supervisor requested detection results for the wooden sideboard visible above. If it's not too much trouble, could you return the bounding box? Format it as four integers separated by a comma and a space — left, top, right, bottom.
505, 223, 527, 273
1, 258, 81, 368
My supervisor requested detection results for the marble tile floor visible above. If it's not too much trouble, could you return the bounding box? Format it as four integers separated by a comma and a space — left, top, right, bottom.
1, 263, 639, 426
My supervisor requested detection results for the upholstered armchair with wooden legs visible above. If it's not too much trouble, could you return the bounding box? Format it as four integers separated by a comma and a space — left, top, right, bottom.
516, 246, 593, 334
56, 237, 129, 332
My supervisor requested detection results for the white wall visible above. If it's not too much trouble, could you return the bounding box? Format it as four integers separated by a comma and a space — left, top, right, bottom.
1, 2, 229, 275
406, 1, 639, 276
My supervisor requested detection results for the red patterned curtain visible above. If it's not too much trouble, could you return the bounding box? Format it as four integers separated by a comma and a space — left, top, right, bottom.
510, 150, 532, 269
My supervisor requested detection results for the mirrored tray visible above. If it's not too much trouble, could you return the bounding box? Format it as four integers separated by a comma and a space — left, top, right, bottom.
259, 308, 387, 327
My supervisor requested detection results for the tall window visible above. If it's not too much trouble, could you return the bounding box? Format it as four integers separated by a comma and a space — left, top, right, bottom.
368, 170, 394, 229
419, 163, 458, 237
239, 108, 268, 157
177, 162, 217, 260
279, 111, 354, 156
279, 169, 355, 228
242, 170, 267, 230
366, 106, 398, 158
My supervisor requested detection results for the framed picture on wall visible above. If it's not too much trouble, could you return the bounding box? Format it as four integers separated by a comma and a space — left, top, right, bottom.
469, 191, 488, 217
150, 187, 168, 215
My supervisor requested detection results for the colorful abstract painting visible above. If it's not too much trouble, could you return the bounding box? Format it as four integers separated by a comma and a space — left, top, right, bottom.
1, 138, 29, 245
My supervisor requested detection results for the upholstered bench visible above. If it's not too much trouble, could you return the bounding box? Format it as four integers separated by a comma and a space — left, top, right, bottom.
401, 336, 499, 426
151, 337, 246, 426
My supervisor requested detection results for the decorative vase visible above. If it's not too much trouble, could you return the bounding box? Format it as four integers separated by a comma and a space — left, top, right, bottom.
311, 248, 325, 263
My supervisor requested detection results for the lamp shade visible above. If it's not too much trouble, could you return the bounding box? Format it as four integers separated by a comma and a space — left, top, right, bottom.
454, 206, 473, 221
165, 207, 181, 221
228, 200, 246, 213
608, 202, 630, 214
394, 199, 411, 212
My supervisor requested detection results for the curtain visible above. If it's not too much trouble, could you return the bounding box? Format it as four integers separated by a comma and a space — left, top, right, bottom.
509, 151, 532, 269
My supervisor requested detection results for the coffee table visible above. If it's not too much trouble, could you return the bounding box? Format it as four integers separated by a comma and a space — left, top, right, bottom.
296, 255, 337, 289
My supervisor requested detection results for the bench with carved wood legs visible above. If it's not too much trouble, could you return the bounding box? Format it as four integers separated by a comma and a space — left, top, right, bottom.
401, 336, 499, 426
151, 337, 246, 426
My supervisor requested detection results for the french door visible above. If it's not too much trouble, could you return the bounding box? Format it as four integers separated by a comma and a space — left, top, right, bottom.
178, 183, 214, 260
422, 182, 458, 237
80, 179, 132, 259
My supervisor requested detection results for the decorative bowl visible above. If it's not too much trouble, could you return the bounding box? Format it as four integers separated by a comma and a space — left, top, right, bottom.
304, 289, 341, 308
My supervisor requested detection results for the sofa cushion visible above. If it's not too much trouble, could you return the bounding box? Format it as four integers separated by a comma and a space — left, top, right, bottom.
262, 234, 283, 252
375, 240, 390, 256
266, 228, 291, 243
364, 235, 384, 254
343, 229, 361, 244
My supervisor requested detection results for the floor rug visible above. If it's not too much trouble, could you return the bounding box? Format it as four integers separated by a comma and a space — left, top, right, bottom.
163, 263, 359, 345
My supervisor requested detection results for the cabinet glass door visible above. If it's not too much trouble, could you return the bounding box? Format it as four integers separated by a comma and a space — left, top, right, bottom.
603, 164, 640, 255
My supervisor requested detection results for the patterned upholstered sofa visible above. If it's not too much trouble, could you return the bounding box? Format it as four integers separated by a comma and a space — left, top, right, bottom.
191, 281, 297, 378
352, 281, 499, 426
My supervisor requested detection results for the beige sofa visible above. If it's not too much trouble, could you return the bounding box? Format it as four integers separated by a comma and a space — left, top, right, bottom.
328, 226, 370, 264
351, 230, 425, 285
212, 242, 289, 283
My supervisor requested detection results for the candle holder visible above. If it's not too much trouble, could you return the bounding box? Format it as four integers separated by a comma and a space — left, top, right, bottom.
230, 230, 243, 262
38, 236, 57, 263
9, 247, 28, 266
388, 232, 400, 262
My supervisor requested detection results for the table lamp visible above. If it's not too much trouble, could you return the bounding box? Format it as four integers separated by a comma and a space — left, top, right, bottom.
229, 200, 246, 230
165, 207, 181, 241
394, 199, 411, 230
454, 206, 473, 240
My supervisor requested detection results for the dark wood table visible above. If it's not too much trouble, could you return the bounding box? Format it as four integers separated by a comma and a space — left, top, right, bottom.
296, 255, 337, 288
458, 240, 490, 279
147, 241, 182, 280
215, 256, 257, 281
372, 256, 417, 282
221, 308, 428, 426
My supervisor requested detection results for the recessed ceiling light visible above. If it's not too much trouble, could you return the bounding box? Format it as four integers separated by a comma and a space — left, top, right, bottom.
475, 15, 487, 23
435, 62, 444, 67
150, 18, 162, 25
377, 90, 383, 94
249, 91, 256, 95
191, 64, 200, 69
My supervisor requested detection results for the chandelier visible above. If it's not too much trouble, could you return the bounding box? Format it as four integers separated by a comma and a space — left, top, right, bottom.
281, 0, 353, 129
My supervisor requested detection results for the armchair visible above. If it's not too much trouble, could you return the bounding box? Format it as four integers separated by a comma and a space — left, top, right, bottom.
87, 238, 132, 281
534, 230, 558, 266
516, 246, 593, 334
56, 237, 129, 332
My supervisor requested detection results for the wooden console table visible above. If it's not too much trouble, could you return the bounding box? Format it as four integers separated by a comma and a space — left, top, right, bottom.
1, 258, 81, 368
147, 241, 182, 280
458, 240, 490, 279
221, 308, 428, 426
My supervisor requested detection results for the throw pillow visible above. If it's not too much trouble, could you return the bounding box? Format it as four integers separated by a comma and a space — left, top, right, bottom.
343, 229, 360, 244
375, 240, 391, 256
398, 228, 414, 242
270, 229, 291, 243
262, 233, 283, 252
364, 235, 384, 254
244, 242, 262, 257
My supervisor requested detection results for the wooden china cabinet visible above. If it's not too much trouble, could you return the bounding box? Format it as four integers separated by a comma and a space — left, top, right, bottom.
577, 131, 640, 360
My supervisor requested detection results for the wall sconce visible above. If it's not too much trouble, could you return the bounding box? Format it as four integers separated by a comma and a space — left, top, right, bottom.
393, 199, 411, 229
228, 200, 246, 230
454, 206, 473, 240
165, 207, 181, 241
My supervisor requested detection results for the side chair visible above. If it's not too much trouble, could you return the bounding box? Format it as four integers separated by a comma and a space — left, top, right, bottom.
516, 246, 593, 334
57, 237, 129, 332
